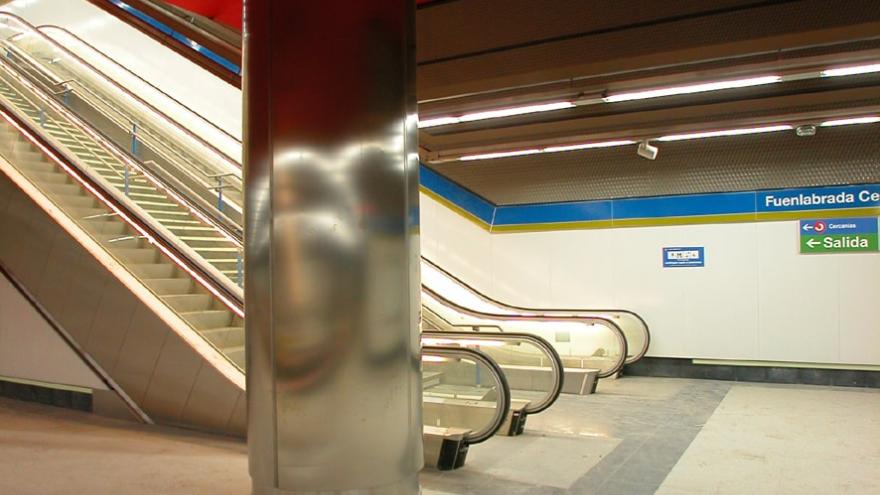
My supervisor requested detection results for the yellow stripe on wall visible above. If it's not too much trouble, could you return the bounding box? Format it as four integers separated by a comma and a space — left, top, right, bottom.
420, 188, 880, 233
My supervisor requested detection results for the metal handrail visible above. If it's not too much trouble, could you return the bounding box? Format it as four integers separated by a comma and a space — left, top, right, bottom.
423, 330, 563, 415
421, 284, 628, 378
0, 13, 241, 165
0, 44, 243, 249
0, 51, 244, 302
0, 33, 244, 217
39, 24, 240, 145
421, 256, 651, 364
422, 345, 511, 445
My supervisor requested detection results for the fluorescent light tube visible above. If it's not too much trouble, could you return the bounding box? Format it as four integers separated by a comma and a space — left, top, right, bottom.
821, 63, 880, 77
418, 116, 461, 128
819, 116, 880, 127
460, 149, 542, 161
458, 101, 575, 122
603, 76, 781, 103
657, 125, 793, 142
543, 140, 635, 153
419, 101, 574, 129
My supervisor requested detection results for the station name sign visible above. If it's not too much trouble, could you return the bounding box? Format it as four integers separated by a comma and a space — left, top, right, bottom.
759, 185, 880, 212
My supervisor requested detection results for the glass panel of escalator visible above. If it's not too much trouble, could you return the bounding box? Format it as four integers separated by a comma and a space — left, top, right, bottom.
0, 15, 244, 226
422, 287, 627, 378
422, 328, 563, 415
0, 53, 244, 290
422, 257, 651, 365
422, 346, 511, 444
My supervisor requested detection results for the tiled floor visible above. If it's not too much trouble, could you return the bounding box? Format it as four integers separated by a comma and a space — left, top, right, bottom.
0, 377, 877, 495
656, 383, 880, 495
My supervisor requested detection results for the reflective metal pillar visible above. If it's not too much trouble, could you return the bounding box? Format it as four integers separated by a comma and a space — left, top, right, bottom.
244, 2, 422, 494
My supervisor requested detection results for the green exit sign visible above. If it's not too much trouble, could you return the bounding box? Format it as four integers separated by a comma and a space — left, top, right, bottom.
799, 218, 879, 254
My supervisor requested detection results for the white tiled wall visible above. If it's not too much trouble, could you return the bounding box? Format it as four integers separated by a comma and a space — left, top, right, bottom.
421, 192, 880, 366
0, 274, 107, 389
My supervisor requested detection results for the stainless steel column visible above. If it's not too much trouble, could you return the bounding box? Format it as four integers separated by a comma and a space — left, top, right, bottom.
244, 2, 421, 494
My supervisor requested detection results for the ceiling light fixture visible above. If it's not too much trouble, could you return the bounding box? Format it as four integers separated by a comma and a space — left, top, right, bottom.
821, 63, 880, 78
445, 115, 878, 163
819, 116, 880, 127
543, 139, 635, 153
420, 62, 880, 129
603, 75, 781, 103
656, 125, 793, 142
459, 149, 542, 161
419, 101, 575, 128
459, 140, 635, 161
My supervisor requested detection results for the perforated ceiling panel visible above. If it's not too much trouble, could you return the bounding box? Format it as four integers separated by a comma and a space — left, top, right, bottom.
430, 125, 880, 205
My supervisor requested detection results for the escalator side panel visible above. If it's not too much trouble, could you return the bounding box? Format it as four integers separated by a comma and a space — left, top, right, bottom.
0, 167, 245, 436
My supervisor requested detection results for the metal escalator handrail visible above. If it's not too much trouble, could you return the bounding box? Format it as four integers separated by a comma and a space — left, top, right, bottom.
0, 16, 245, 228
48, 72, 243, 218
37, 25, 240, 145
0, 46, 244, 250
0, 13, 242, 167
0, 54, 243, 312
422, 284, 628, 378
422, 345, 511, 445
423, 330, 563, 415
0, 41, 236, 203
421, 255, 651, 364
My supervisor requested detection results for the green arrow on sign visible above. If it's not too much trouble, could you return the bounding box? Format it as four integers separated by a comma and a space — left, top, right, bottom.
800, 233, 879, 254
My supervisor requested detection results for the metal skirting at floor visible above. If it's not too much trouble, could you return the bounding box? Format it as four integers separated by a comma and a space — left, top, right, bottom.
0, 378, 92, 412
624, 357, 880, 388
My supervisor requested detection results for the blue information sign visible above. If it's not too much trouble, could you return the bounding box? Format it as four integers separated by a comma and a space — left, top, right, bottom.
663, 247, 705, 268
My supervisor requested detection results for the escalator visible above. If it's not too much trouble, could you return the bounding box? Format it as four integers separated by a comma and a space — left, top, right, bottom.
0, 12, 650, 380
0, 4, 650, 440
0, 23, 519, 467
420, 258, 651, 367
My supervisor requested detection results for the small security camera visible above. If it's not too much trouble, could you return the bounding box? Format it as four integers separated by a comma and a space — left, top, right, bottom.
637, 141, 658, 160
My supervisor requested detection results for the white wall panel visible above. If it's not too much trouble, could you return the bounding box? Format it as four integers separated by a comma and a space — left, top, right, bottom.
0, 273, 107, 389
422, 193, 493, 294
757, 221, 840, 363
677, 223, 759, 361
419, 193, 439, 260
609, 226, 696, 358
489, 232, 553, 307
547, 229, 619, 308
838, 254, 880, 365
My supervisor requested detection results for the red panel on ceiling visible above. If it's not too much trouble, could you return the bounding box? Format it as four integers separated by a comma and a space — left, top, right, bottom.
164, 1, 442, 31
165, 0, 242, 30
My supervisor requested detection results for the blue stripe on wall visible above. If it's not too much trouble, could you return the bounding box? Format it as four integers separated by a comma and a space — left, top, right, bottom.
420, 165, 495, 224
419, 164, 880, 230
494, 200, 612, 225
613, 190, 755, 220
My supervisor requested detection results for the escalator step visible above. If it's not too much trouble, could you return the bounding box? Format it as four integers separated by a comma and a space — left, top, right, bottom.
142, 278, 194, 295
